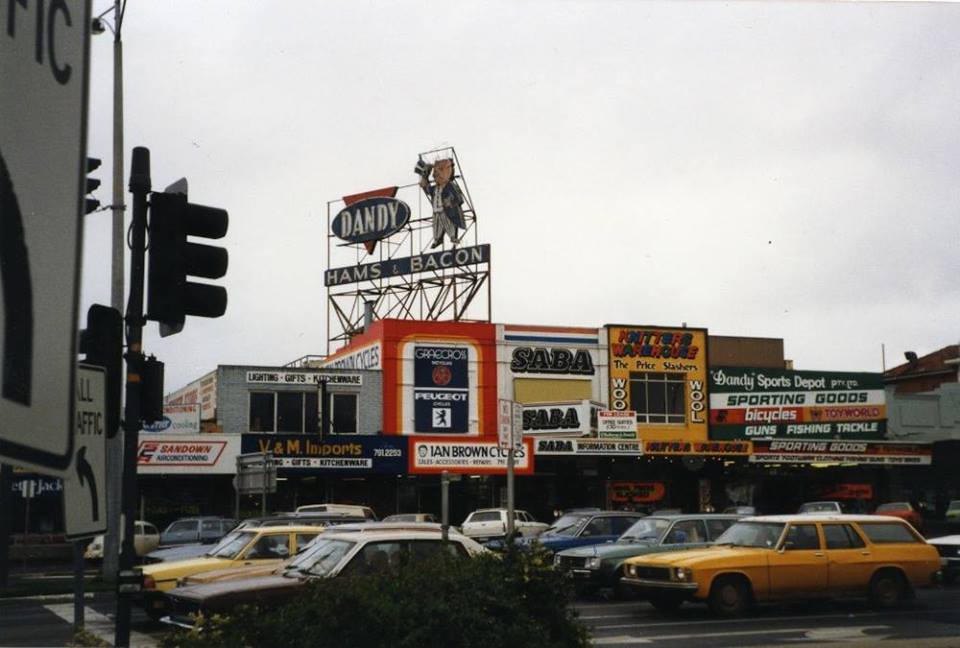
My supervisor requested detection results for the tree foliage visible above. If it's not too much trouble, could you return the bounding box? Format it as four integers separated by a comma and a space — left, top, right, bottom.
161, 546, 590, 648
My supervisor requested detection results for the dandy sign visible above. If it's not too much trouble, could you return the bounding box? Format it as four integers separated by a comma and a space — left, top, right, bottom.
709, 367, 887, 440
332, 197, 410, 246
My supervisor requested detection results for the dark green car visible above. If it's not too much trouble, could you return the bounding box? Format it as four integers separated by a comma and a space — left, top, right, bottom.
554, 514, 742, 597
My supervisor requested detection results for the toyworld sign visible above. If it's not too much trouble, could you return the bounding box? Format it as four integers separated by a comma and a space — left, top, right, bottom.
325, 243, 490, 287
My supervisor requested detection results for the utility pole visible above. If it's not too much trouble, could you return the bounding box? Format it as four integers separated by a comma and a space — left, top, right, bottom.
98, 0, 126, 586
114, 147, 150, 648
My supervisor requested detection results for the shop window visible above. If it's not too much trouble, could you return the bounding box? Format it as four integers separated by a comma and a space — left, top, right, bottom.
629, 372, 686, 424
249, 392, 275, 432
330, 393, 358, 434
249, 391, 320, 433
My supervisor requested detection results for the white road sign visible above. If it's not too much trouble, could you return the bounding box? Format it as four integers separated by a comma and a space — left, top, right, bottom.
497, 399, 523, 450
0, 0, 91, 472
63, 364, 106, 539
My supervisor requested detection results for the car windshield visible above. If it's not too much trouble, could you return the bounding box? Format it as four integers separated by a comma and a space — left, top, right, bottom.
799, 503, 838, 513
542, 514, 590, 537
715, 522, 785, 548
618, 518, 670, 543
876, 503, 908, 511
296, 539, 356, 578
165, 521, 196, 534
206, 531, 255, 559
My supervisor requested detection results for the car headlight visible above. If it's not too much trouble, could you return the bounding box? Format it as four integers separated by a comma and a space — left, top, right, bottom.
553, 554, 562, 566
626, 564, 637, 577
585, 557, 601, 570
674, 567, 692, 581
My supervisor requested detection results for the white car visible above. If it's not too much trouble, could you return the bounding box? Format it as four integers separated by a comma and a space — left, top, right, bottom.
927, 534, 960, 584
460, 509, 548, 542
84, 521, 160, 559
295, 503, 378, 520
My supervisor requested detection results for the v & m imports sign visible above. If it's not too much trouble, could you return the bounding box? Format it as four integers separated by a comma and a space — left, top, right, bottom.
709, 367, 886, 440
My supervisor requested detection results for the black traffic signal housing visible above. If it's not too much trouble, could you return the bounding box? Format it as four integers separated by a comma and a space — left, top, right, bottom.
79, 304, 123, 438
85, 157, 101, 214
146, 190, 228, 336
141, 356, 165, 425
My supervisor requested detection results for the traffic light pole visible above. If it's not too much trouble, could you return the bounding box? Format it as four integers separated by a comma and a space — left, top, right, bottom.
115, 147, 150, 648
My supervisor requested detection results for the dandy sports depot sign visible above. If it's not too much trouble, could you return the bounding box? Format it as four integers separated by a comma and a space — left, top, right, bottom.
325, 244, 490, 286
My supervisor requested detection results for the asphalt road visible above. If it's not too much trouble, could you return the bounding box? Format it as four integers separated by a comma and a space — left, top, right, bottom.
2, 586, 959, 647
0, 593, 164, 647
575, 585, 960, 647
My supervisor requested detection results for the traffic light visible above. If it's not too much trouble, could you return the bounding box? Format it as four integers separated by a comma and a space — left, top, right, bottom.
146, 190, 228, 336
79, 304, 123, 438
141, 356, 165, 425
85, 157, 101, 214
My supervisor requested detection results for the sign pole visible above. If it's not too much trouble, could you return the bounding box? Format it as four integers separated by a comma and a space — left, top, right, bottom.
73, 541, 85, 631
506, 447, 515, 540
441, 471, 449, 543
115, 147, 150, 648
0, 464, 11, 588
261, 453, 268, 517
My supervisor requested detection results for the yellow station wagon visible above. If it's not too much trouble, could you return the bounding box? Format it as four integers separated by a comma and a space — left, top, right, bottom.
137, 525, 323, 619
621, 514, 940, 616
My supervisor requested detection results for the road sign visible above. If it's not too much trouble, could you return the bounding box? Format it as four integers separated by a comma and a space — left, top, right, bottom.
235, 452, 277, 494
0, 0, 92, 472
498, 399, 523, 450
63, 365, 106, 539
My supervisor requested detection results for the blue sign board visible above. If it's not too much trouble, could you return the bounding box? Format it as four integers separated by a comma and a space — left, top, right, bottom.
324, 243, 490, 287
241, 434, 406, 474
413, 346, 469, 434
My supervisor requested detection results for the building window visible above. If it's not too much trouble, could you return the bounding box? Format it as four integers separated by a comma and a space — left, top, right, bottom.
249, 391, 320, 433
629, 372, 685, 424
330, 393, 358, 434
249, 392, 275, 431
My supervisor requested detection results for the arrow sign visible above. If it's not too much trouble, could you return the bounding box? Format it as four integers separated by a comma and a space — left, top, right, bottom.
75, 446, 99, 521
63, 365, 107, 539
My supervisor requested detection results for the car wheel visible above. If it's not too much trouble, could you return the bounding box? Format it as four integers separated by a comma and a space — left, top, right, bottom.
869, 570, 906, 609
648, 594, 684, 612
708, 576, 751, 617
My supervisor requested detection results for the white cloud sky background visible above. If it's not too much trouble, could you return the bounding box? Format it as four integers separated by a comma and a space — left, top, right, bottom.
80, 1, 960, 393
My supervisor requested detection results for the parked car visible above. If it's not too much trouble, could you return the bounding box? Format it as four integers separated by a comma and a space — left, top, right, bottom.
797, 501, 842, 514
620, 514, 941, 615
159, 517, 237, 547
946, 500, 960, 522
234, 513, 366, 530
460, 509, 548, 542
927, 534, 960, 585
138, 525, 322, 620
874, 502, 922, 529
382, 513, 438, 523
554, 514, 742, 597
84, 521, 160, 560
163, 528, 486, 624
519, 510, 645, 556
294, 504, 378, 520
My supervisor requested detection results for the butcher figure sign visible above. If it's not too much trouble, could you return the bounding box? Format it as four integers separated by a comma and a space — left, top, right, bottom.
415, 157, 467, 248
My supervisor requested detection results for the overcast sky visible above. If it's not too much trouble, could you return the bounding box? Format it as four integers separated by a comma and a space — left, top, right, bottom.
80, 1, 960, 394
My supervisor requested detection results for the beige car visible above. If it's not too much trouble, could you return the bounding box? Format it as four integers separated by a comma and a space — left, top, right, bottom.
84, 521, 160, 560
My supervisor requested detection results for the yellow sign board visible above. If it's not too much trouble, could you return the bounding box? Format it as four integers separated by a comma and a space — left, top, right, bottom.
606, 325, 709, 443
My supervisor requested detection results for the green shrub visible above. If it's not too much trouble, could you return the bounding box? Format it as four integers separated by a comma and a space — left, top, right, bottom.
161, 545, 590, 648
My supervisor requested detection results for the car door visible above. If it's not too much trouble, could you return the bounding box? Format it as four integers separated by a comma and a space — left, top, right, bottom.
822, 523, 872, 592
767, 523, 828, 597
